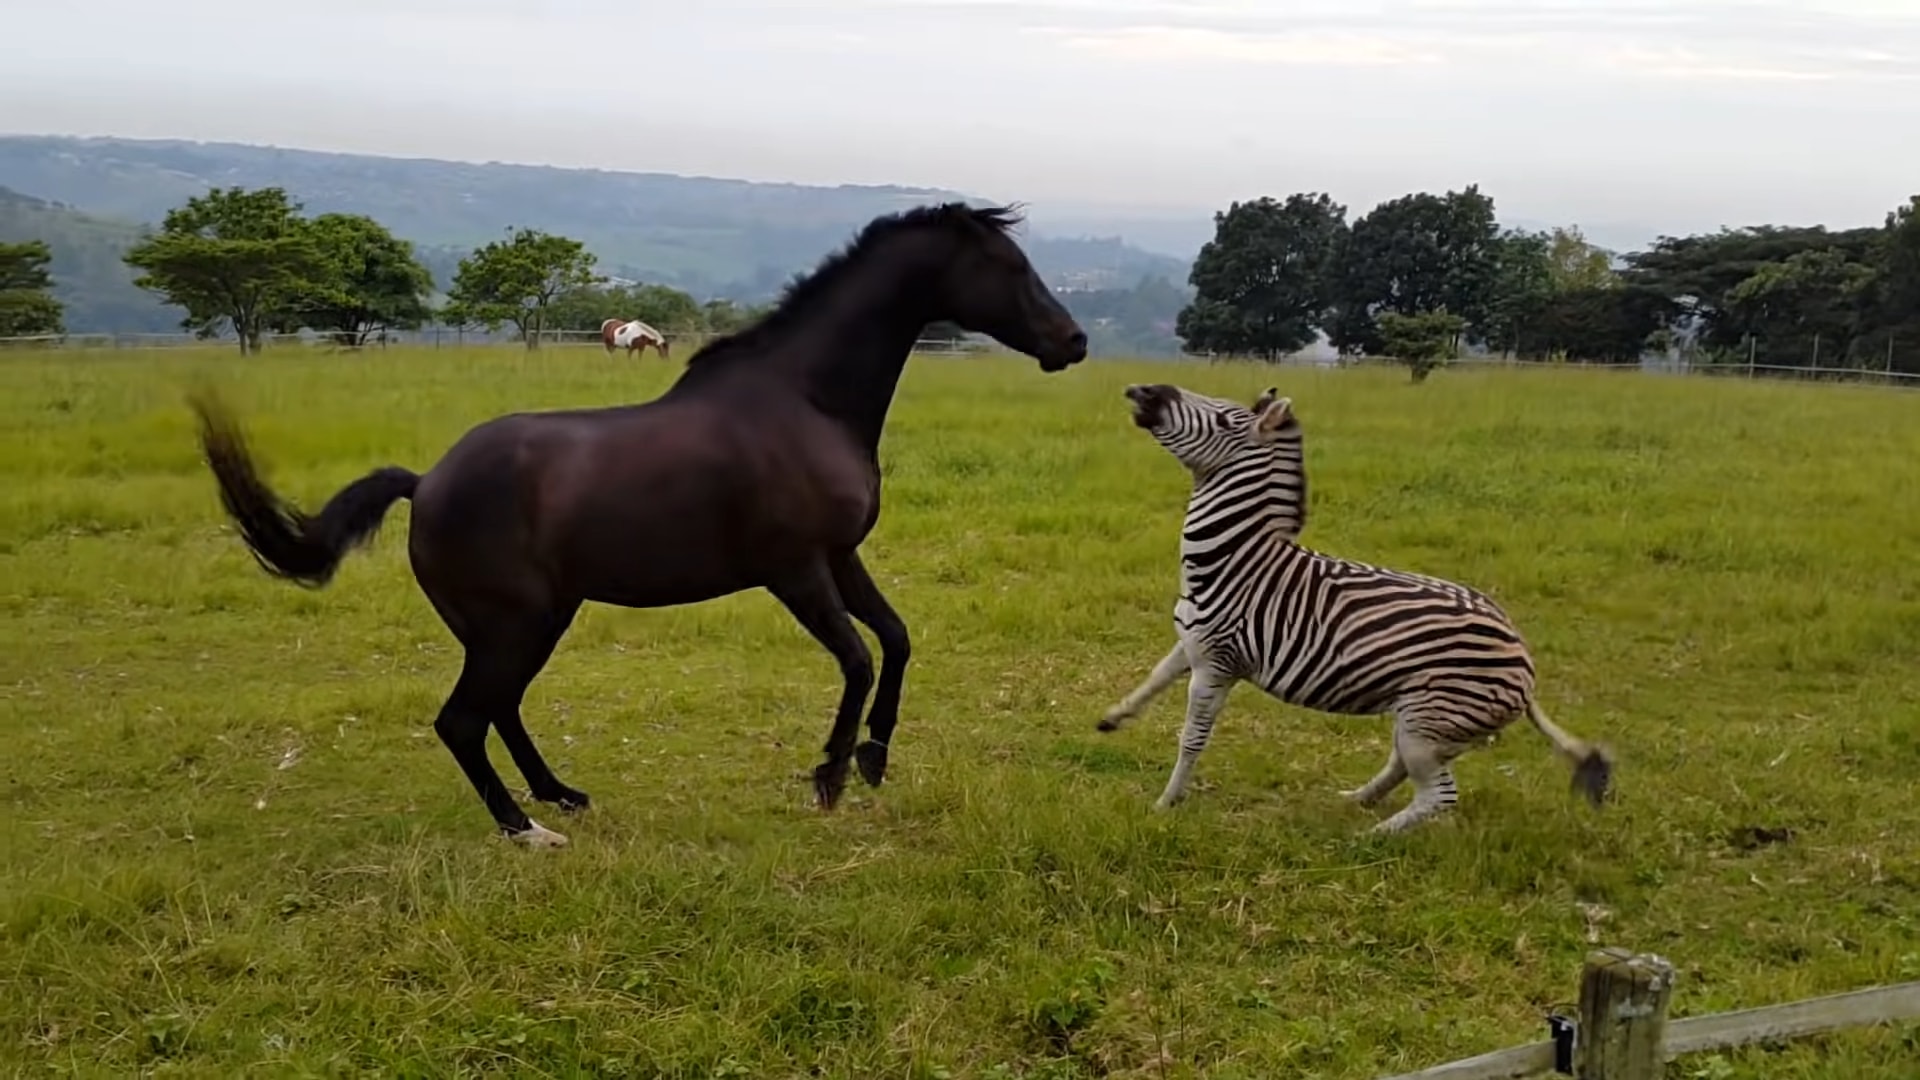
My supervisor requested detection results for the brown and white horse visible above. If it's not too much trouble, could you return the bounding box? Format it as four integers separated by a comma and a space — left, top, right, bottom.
600, 318, 670, 359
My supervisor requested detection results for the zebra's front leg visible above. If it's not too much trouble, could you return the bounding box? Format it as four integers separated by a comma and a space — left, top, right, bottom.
1154, 665, 1235, 810
1099, 640, 1190, 733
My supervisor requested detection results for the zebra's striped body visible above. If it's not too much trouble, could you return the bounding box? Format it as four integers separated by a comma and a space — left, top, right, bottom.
1100, 384, 1612, 833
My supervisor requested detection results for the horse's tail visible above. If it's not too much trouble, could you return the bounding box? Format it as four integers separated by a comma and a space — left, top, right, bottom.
190, 389, 419, 589
1525, 699, 1614, 809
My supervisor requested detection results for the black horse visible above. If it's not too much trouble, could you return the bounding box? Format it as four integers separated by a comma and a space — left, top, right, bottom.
191, 203, 1088, 846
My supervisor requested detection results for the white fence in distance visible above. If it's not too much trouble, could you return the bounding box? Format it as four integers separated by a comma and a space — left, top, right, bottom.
0, 326, 991, 355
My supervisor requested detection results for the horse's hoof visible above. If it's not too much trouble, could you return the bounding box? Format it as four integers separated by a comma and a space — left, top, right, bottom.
540, 786, 592, 813
504, 820, 569, 849
813, 763, 848, 811
854, 741, 888, 788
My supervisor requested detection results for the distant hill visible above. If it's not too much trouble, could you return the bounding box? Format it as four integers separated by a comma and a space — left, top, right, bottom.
0, 185, 184, 333
0, 135, 1192, 309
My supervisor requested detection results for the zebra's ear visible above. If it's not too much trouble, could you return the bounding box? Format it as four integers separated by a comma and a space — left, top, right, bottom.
1252, 395, 1294, 441
1251, 386, 1278, 413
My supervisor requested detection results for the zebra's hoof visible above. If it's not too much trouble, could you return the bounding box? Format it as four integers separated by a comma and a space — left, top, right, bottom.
1339, 787, 1381, 808
1096, 711, 1126, 733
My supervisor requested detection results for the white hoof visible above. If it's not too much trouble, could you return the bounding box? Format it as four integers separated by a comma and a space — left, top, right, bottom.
506, 820, 569, 849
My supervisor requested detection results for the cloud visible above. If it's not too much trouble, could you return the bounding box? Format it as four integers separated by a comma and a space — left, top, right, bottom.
966, 0, 1920, 82
1030, 25, 1448, 66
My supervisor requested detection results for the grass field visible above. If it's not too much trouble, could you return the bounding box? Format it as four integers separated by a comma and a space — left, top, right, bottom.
3, 347, 1918, 1078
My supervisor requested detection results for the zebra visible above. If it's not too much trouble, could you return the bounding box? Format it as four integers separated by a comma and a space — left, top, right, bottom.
1098, 383, 1613, 834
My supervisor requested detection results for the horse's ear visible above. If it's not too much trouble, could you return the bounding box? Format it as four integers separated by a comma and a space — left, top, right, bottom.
1252, 395, 1294, 441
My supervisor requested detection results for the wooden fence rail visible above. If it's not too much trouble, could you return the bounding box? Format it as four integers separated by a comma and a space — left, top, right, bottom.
1380, 947, 1920, 1080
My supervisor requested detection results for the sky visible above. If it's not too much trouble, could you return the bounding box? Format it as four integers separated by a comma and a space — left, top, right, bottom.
3, 0, 1918, 245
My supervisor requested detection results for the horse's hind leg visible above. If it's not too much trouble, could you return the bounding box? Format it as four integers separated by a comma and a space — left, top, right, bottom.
829, 550, 909, 788
768, 559, 874, 810
431, 600, 584, 845
484, 601, 589, 813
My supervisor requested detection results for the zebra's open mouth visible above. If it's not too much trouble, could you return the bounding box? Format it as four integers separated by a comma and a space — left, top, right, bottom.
1125, 384, 1170, 428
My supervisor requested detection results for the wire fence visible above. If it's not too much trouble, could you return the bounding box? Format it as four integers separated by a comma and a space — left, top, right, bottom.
1187, 348, 1920, 389
0, 326, 988, 354
4, 328, 1917, 390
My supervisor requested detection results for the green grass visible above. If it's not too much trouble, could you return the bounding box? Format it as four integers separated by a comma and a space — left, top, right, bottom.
2, 347, 1918, 1078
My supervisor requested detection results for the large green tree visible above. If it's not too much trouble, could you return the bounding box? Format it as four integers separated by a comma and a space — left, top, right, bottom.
0, 239, 65, 337
1176, 193, 1347, 358
1867, 195, 1920, 370
293, 213, 434, 346
1481, 228, 1554, 356
1327, 186, 1501, 355
1724, 247, 1878, 366
442, 227, 600, 348
123, 186, 321, 354
1622, 224, 1880, 362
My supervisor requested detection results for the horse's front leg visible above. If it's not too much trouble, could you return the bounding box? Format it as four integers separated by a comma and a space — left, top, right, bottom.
768, 559, 874, 810
829, 549, 910, 788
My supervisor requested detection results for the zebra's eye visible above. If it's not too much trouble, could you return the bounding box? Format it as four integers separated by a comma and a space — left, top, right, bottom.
1213, 412, 1231, 430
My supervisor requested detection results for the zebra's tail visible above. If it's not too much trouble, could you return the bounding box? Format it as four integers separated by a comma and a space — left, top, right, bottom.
1525, 700, 1613, 808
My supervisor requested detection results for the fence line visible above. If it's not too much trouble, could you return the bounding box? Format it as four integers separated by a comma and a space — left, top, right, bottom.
4, 330, 1916, 389
0, 327, 984, 355
1191, 349, 1920, 389
1379, 946, 1920, 1080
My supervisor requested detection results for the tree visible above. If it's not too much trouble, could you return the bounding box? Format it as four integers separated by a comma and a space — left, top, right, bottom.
1481, 229, 1554, 356
1521, 285, 1676, 364
1622, 224, 1880, 362
1546, 226, 1616, 291
1867, 195, 1920, 371
1725, 247, 1878, 366
122, 186, 322, 354
1176, 193, 1347, 358
702, 298, 771, 334
1378, 310, 1464, 383
1327, 186, 1501, 355
442, 227, 600, 348
294, 213, 434, 346
0, 239, 65, 337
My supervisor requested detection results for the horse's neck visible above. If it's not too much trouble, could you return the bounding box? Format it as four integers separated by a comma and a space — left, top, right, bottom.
786, 261, 935, 451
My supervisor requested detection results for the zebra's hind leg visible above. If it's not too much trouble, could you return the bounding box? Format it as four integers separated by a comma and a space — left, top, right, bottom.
1340, 736, 1407, 808
1368, 721, 1468, 834
1153, 665, 1235, 810
1099, 640, 1191, 732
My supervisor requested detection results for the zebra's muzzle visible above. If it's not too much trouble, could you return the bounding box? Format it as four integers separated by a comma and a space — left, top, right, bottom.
1125, 383, 1172, 428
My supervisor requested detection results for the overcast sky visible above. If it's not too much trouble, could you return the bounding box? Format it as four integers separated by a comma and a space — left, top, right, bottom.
3, 0, 1917, 241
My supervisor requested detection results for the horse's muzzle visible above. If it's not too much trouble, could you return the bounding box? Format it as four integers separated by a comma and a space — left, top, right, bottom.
1039, 327, 1089, 371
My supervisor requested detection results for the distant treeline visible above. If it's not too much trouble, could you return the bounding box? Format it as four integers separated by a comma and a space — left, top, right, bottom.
1177, 185, 1920, 375
0, 180, 1196, 356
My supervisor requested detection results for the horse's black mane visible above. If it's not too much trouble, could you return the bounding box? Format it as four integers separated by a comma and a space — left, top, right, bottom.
680, 201, 1024, 370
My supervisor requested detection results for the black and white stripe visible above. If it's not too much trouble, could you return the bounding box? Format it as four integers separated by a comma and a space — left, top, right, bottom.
1101, 383, 1613, 833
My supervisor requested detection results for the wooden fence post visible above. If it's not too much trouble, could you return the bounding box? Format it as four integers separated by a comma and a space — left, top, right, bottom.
1576, 948, 1676, 1079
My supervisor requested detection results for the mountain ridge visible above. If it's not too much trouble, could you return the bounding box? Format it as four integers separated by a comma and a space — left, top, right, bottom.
0, 134, 1193, 304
